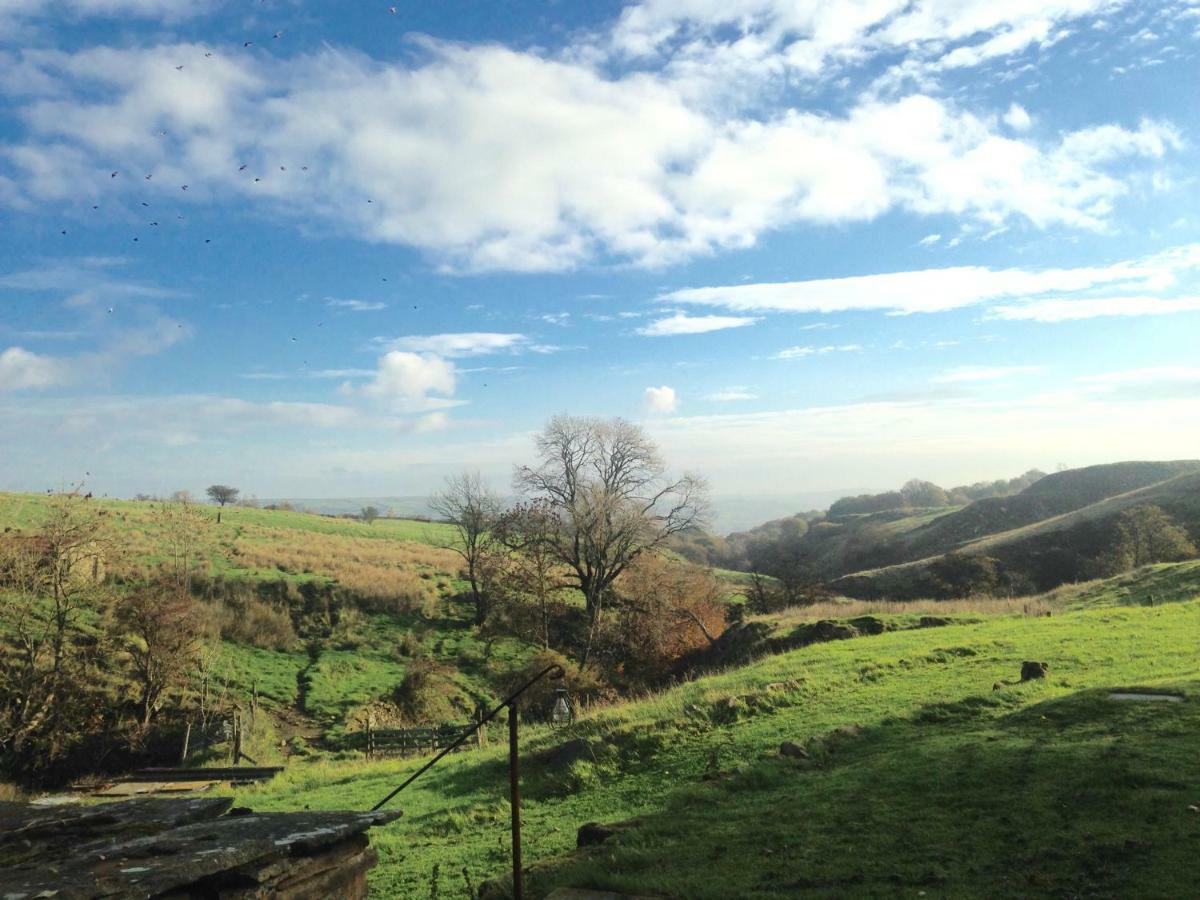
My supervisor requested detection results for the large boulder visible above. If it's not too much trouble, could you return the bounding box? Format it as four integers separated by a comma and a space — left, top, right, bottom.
1020, 660, 1049, 681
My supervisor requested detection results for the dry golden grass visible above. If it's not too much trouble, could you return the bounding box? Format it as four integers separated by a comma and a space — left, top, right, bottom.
231, 530, 461, 609
750, 594, 1052, 628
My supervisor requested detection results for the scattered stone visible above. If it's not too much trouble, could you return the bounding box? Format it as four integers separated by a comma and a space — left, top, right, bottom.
1020, 661, 1049, 681
577, 822, 622, 847
808, 620, 859, 642
1187, 804, 1199, 813
779, 741, 809, 759
847, 615, 887, 635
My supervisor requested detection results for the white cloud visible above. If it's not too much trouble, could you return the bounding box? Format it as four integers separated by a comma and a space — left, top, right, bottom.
644, 384, 678, 414
918, 233, 941, 246
771, 344, 863, 359
7, 0, 217, 17
1003, 103, 1033, 132
358, 351, 460, 413
990, 295, 1200, 322
0, 346, 70, 391
328, 299, 386, 312
706, 387, 757, 401
932, 364, 1043, 384
0, 28, 1177, 271
380, 332, 544, 358
663, 243, 1200, 316
636, 312, 758, 336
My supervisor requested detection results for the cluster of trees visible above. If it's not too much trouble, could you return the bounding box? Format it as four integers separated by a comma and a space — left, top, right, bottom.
828, 471, 1047, 518
432, 416, 718, 684
0, 494, 216, 783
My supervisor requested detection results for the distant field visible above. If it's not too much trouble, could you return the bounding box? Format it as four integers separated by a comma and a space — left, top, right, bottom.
236, 576, 1200, 898
0, 492, 455, 546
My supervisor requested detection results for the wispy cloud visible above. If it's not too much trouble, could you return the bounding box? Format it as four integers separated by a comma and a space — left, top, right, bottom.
376, 333, 554, 358
932, 365, 1044, 383
637, 312, 758, 336
662, 244, 1200, 317
705, 387, 757, 402
327, 299, 386, 312
989, 295, 1200, 322
771, 344, 863, 360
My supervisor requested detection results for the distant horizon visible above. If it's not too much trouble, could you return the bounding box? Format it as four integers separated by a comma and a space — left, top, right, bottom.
21, 454, 1187, 535
4, 2, 1199, 513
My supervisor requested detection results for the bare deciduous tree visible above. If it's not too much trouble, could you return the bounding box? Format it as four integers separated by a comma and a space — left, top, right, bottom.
0, 492, 113, 757
491, 499, 567, 649
514, 416, 708, 647
115, 581, 205, 728
431, 472, 502, 626
152, 496, 213, 593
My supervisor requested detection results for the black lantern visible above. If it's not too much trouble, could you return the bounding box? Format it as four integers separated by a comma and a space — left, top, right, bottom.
550, 686, 573, 727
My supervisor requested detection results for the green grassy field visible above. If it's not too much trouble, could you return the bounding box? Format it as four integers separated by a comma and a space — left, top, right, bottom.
232, 568, 1200, 898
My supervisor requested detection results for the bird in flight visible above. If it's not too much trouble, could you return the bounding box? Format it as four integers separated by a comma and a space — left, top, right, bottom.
244, 41, 254, 47
239, 164, 248, 171
111, 171, 118, 178
175, 65, 184, 71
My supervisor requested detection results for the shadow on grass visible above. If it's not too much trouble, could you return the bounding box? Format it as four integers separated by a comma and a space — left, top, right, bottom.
522, 681, 1200, 900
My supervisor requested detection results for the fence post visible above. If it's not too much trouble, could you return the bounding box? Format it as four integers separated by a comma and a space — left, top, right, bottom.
366, 713, 375, 760
180, 720, 192, 765
477, 706, 487, 748
232, 711, 243, 765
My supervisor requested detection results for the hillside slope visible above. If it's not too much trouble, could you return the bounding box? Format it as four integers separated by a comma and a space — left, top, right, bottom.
235, 571, 1200, 898
901, 460, 1200, 558
0, 492, 540, 767
834, 468, 1200, 598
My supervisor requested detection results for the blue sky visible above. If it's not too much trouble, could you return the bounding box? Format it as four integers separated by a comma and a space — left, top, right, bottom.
2, 0, 1199, 522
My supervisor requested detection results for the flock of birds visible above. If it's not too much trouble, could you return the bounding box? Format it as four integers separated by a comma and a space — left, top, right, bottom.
55, 5, 430, 343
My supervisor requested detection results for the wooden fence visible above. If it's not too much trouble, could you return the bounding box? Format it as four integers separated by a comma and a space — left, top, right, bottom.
337, 719, 487, 759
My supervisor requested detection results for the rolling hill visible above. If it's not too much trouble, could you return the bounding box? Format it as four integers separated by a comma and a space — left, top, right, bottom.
233, 561, 1200, 898
834, 465, 1200, 598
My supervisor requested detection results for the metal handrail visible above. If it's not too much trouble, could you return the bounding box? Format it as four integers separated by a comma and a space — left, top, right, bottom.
370, 662, 565, 900
371, 663, 564, 810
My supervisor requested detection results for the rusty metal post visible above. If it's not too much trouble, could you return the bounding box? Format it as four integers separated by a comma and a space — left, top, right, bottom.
509, 705, 522, 900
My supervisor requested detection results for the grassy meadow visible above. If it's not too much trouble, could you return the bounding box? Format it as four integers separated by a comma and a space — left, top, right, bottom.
230, 564, 1200, 898
4, 489, 1200, 897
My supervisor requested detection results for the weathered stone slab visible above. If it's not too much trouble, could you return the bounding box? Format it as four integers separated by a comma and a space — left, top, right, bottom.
0, 796, 233, 846
545, 890, 667, 900
0, 800, 400, 900
96, 780, 220, 797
